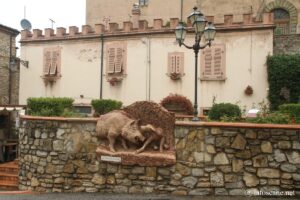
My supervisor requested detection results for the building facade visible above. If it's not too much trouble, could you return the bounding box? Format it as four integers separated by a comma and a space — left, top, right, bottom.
0, 24, 20, 155
87, 0, 300, 34
0, 24, 19, 105
20, 13, 274, 114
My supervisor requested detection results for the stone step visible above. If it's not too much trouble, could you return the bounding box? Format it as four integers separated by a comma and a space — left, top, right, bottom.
0, 190, 34, 195
0, 161, 18, 173
0, 167, 18, 173
0, 172, 18, 182
0, 161, 19, 191
0, 180, 18, 190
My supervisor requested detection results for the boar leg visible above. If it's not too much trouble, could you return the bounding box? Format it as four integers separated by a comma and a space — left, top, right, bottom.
136, 135, 155, 154
159, 136, 165, 152
121, 138, 128, 150
108, 131, 117, 152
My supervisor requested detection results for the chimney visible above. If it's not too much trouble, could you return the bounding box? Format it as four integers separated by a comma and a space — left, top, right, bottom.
132, 3, 141, 29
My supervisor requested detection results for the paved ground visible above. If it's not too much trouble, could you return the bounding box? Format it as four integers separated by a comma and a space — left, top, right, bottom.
0, 194, 298, 200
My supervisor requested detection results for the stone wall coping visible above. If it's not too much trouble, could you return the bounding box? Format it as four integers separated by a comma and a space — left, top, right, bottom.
20, 115, 300, 130
176, 121, 300, 130
20, 115, 98, 122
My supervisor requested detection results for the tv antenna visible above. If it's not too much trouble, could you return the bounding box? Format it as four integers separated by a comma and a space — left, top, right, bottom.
20, 6, 32, 31
49, 19, 56, 29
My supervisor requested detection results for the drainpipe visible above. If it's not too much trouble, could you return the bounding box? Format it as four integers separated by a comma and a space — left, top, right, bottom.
143, 37, 151, 101
180, 0, 183, 21
8, 35, 13, 139
8, 36, 12, 104
100, 34, 104, 99
148, 38, 151, 101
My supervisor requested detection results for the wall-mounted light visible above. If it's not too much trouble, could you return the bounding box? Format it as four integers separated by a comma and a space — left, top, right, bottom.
9, 57, 29, 71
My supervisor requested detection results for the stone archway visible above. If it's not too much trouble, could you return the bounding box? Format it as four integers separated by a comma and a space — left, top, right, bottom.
263, 0, 298, 33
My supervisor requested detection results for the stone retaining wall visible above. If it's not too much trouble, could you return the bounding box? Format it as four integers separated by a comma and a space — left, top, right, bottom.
274, 34, 300, 55
19, 116, 300, 196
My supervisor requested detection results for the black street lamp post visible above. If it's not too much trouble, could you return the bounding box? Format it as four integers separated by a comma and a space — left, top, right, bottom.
175, 7, 216, 121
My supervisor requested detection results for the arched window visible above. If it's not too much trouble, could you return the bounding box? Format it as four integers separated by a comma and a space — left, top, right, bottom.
273, 8, 290, 35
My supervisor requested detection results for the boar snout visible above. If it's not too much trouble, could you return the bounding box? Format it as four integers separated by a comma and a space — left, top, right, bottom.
135, 135, 145, 144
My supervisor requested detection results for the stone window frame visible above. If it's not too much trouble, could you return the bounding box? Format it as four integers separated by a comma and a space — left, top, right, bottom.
200, 44, 226, 81
42, 47, 62, 84
167, 52, 185, 80
262, 0, 298, 34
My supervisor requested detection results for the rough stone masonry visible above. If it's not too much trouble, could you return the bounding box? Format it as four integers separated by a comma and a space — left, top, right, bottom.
18, 117, 300, 196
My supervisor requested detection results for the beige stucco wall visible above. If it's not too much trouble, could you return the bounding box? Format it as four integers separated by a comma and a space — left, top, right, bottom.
20, 40, 101, 105
86, 0, 300, 32
20, 28, 273, 113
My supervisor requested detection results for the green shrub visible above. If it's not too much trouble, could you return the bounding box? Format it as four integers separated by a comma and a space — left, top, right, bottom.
61, 108, 84, 118
246, 112, 290, 124
91, 99, 122, 116
27, 97, 74, 116
279, 103, 300, 123
208, 103, 241, 121
267, 54, 300, 110
160, 94, 194, 115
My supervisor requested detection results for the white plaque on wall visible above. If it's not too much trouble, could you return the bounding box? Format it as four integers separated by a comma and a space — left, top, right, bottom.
100, 155, 122, 163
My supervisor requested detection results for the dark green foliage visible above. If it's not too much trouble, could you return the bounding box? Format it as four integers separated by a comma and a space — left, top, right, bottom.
208, 103, 241, 121
279, 103, 300, 123
91, 99, 122, 116
267, 54, 300, 110
246, 112, 290, 124
27, 97, 74, 116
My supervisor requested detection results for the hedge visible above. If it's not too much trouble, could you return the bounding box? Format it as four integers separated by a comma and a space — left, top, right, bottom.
91, 99, 122, 116
27, 97, 74, 116
267, 54, 300, 110
208, 103, 241, 121
279, 103, 300, 123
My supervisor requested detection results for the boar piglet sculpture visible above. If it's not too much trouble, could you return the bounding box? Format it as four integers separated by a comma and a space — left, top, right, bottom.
96, 111, 146, 152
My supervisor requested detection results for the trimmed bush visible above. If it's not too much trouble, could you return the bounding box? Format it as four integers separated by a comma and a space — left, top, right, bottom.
160, 94, 194, 115
246, 112, 290, 124
279, 103, 300, 123
267, 54, 300, 110
27, 97, 74, 116
91, 99, 122, 116
208, 103, 241, 121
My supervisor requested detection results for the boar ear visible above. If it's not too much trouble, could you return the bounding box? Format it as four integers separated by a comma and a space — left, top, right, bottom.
129, 120, 136, 126
136, 119, 141, 126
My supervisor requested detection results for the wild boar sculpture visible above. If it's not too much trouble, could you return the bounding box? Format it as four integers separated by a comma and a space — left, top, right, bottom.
96, 110, 166, 153
96, 111, 146, 152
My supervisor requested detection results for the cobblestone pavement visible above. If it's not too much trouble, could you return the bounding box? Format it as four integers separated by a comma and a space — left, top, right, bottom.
0, 194, 298, 200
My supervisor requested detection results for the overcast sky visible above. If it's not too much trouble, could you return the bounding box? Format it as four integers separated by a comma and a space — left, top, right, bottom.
0, 0, 85, 31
